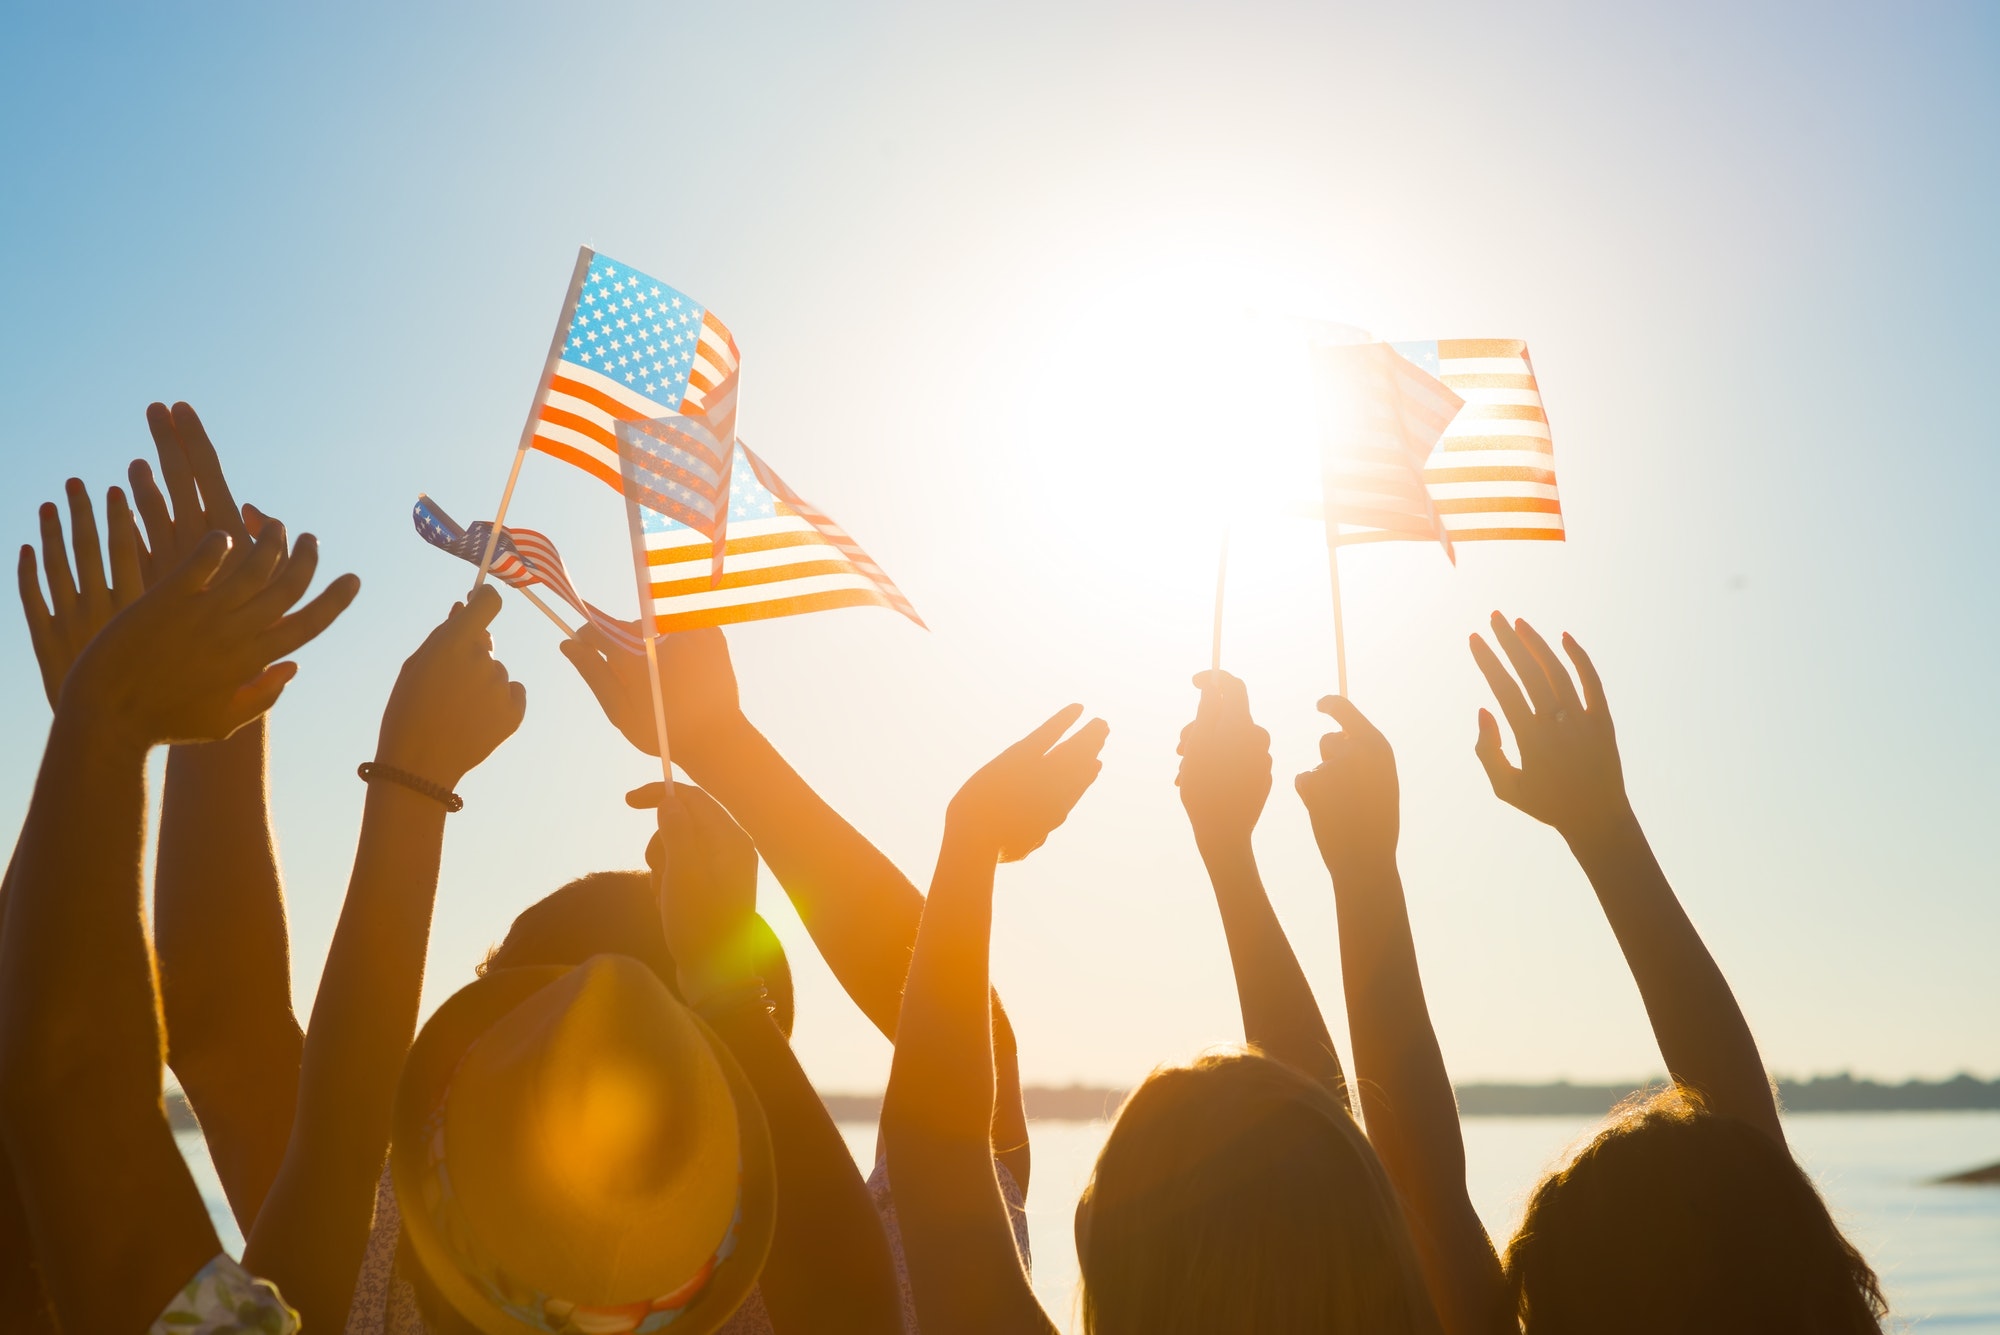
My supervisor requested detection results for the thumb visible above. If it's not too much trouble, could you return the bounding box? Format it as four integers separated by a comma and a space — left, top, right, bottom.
226, 661, 298, 728
1474, 708, 1523, 803
1315, 694, 1380, 741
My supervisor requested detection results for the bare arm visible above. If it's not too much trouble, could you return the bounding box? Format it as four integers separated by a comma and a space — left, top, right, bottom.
0, 709, 220, 1329
244, 587, 525, 1329
18, 405, 312, 1232
156, 720, 305, 1229
1471, 614, 1782, 1144
136, 405, 309, 1230
0, 513, 355, 1330
1177, 670, 1347, 1100
1297, 696, 1507, 1335
567, 624, 1031, 1183
883, 705, 1106, 1335
650, 785, 902, 1335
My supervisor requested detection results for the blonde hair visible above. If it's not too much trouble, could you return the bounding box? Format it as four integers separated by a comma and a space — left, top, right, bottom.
1505, 1084, 1886, 1334
1076, 1050, 1442, 1335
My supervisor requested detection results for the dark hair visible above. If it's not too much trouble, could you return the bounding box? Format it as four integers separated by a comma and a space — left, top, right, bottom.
1076, 1050, 1442, 1335
1505, 1085, 1886, 1335
478, 870, 795, 1038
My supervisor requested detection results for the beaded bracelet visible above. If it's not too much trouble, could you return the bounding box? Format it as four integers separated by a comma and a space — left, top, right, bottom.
357, 762, 464, 813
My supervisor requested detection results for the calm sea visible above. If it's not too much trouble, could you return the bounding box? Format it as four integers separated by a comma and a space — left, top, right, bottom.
180, 1110, 2000, 1332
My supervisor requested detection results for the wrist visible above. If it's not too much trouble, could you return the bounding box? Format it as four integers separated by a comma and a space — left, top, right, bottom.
371, 731, 464, 790
1560, 798, 1644, 859
48, 691, 154, 769
1193, 829, 1257, 871
673, 709, 759, 781
940, 811, 1005, 864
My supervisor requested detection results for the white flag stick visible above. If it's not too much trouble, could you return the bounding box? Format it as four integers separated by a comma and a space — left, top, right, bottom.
513, 584, 578, 640
1326, 534, 1349, 699
1210, 527, 1231, 673
473, 245, 595, 590
622, 483, 677, 908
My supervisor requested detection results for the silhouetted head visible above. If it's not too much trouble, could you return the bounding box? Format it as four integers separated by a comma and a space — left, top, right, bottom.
479, 870, 795, 1038
1505, 1085, 1885, 1335
1075, 1050, 1442, 1335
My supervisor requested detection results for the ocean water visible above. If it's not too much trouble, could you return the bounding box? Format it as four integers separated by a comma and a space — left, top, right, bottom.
179, 1110, 2000, 1331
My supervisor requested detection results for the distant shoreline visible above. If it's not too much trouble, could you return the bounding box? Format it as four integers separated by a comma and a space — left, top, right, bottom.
162, 1072, 2000, 1133
818, 1073, 2000, 1124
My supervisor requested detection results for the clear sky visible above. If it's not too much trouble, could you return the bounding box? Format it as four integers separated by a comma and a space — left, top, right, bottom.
2, 2, 1995, 1094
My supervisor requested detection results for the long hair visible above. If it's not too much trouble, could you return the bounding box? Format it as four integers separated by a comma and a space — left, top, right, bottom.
1076, 1050, 1442, 1335
1505, 1084, 1886, 1335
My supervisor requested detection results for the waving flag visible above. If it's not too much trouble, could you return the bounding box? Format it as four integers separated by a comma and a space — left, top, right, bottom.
628, 443, 923, 634
1393, 339, 1563, 543
1312, 340, 1462, 559
1311, 338, 1564, 548
528, 251, 741, 494
412, 496, 639, 650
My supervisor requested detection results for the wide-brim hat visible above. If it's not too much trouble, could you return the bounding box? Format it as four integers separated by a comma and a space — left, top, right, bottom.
393, 956, 777, 1335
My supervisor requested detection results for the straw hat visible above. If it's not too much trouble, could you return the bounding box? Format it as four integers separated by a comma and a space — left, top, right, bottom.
393, 955, 777, 1335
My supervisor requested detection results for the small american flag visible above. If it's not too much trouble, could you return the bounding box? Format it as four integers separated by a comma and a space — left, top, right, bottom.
530, 251, 740, 496
630, 442, 924, 634
1313, 340, 1463, 559
412, 496, 640, 650
1394, 339, 1563, 543
1314, 338, 1564, 548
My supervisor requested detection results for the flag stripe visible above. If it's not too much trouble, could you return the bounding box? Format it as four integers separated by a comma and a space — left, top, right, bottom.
1448, 526, 1566, 541
1425, 465, 1557, 485
655, 587, 900, 633
1434, 495, 1564, 515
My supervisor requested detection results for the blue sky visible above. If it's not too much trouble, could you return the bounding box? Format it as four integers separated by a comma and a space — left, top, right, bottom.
2, 2, 1995, 1091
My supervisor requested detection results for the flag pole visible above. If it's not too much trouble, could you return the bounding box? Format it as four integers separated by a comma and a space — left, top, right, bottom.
1210, 527, 1231, 673
1326, 534, 1348, 698
514, 585, 578, 639
622, 479, 678, 897
473, 245, 595, 590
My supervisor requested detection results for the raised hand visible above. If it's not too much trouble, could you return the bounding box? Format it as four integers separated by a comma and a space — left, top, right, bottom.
128, 401, 253, 582
1468, 612, 1628, 837
947, 704, 1108, 863
1176, 670, 1271, 852
630, 782, 763, 1004
1295, 695, 1401, 871
374, 585, 526, 788
560, 622, 744, 770
63, 526, 357, 749
18, 479, 146, 706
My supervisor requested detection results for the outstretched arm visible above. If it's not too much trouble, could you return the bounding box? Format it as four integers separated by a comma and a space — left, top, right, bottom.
565, 625, 1030, 1182
1296, 696, 1506, 1335
1470, 613, 1782, 1144
644, 783, 902, 1335
0, 515, 356, 1331
134, 404, 307, 1229
1177, 670, 1346, 1100
243, 587, 526, 1330
883, 705, 1107, 1335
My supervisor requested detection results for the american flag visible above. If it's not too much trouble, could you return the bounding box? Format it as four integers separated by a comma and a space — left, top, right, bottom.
529, 250, 741, 496
615, 414, 734, 582
1312, 340, 1463, 559
1394, 339, 1564, 543
412, 496, 640, 650
1314, 338, 1563, 548
630, 442, 924, 634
